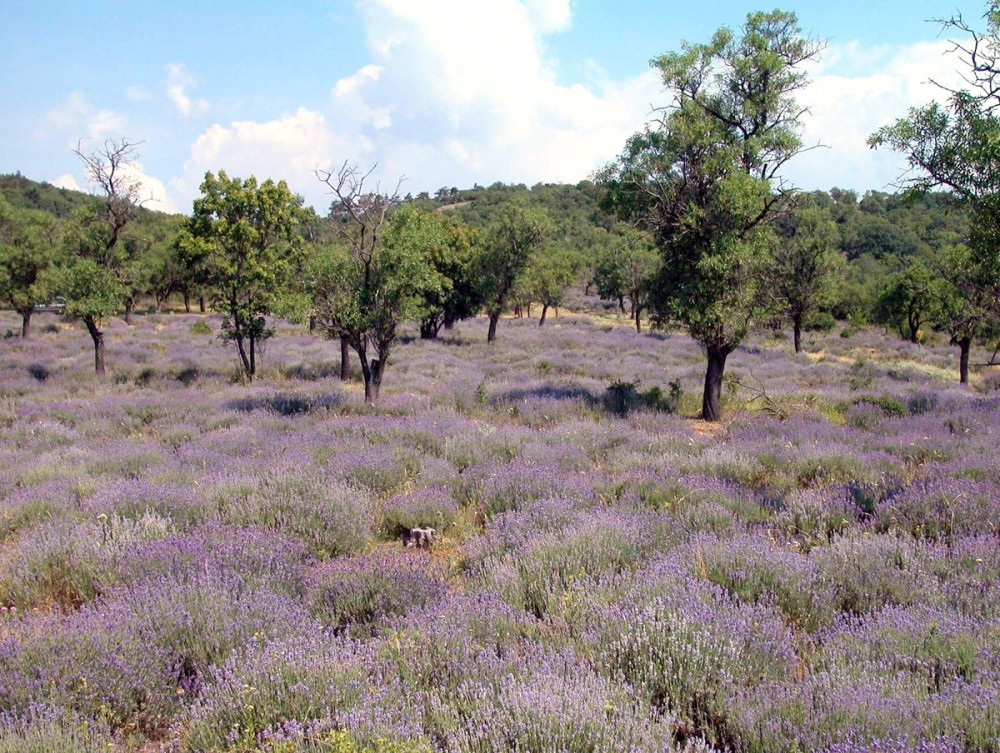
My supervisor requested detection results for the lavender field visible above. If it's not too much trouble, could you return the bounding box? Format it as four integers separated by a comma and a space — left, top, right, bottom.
1, 306, 998, 752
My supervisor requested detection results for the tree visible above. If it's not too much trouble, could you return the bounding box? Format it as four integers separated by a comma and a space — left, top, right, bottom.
404, 209, 479, 339
593, 227, 659, 332
184, 170, 304, 380
313, 164, 439, 404
57, 138, 145, 374
872, 260, 940, 343
599, 10, 822, 420
0, 197, 59, 338
524, 245, 579, 326
476, 203, 552, 343
868, 3, 1000, 382
772, 205, 842, 352
934, 244, 997, 383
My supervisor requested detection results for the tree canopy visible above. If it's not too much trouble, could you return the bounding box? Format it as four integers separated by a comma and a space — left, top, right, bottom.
600, 10, 822, 420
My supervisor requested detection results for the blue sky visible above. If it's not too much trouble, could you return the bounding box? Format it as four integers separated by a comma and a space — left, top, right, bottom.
0, 0, 986, 213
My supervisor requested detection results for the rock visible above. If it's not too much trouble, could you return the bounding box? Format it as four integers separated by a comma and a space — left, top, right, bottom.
404, 527, 437, 548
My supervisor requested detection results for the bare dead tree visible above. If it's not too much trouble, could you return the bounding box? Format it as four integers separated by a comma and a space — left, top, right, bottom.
73, 138, 147, 263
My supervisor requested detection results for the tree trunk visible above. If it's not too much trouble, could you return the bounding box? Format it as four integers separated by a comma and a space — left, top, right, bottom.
539, 304, 549, 327
235, 333, 252, 381
20, 310, 31, 340
793, 313, 802, 354
702, 344, 731, 422
635, 306, 642, 334
487, 312, 500, 343
340, 335, 351, 381
420, 316, 440, 340
618, 296, 625, 314
362, 358, 383, 405
309, 315, 316, 333
124, 299, 134, 325
959, 336, 971, 385
183, 290, 191, 313
199, 296, 206, 314
84, 316, 106, 376
249, 335, 257, 378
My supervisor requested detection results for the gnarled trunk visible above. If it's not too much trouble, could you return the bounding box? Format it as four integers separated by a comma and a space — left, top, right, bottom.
958, 336, 971, 385
702, 344, 731, 422
539, 304, 549, 327
19, 309, 32, 340
487, 312, 501, 343
84, 316, 106, 376
362, 357, 383, 405
340, 335, 351, 381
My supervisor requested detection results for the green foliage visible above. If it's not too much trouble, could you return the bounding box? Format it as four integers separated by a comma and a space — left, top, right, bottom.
185, 170, 305, 380
521, 243, 579, 319
475, 202, 553, 340
605, 379, 683, 416
600, 10, 821, 419
772, 205, 843, 350
48, 255, 123, 326
872, 260, 941, 343
0, 196, 60, 333
387, 205, 476, 339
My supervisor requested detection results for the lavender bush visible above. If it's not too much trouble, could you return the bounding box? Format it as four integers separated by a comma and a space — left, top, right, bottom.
1, 309, 999, 750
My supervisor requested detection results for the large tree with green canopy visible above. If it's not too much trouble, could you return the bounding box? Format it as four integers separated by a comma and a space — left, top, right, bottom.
599, 10, 822, 420
0, 197, 59, 339
868, 2, 1000, 383
183, 170, 304, 381
312, 163, 443, 404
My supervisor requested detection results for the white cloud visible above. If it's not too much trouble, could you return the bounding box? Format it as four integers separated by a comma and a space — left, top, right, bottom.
789, 37, 972, 192
50, 173, 81, 191
525, 0, 572, 33
178, 107, 356, 209
125, 85, 152, 102
165, 5, 981, 210
324, 0, 658, 193
43, 92, 126, 143
165, 63, 209, 118
333, 64, 383, 97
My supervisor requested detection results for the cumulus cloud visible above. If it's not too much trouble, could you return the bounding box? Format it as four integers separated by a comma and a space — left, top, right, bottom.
43, 91, 126, 143
788, 37, 972, 192
165, 63, 209, 118
50, 173, 81, 191
329, 0, 659, 193
168, 4, 981, 209
176, 107, 361, 209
